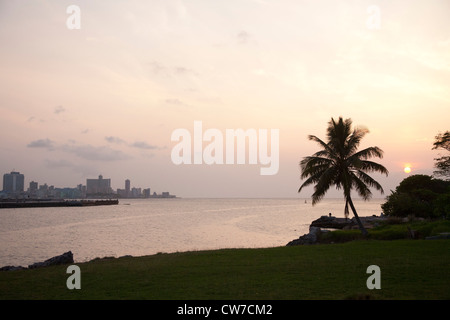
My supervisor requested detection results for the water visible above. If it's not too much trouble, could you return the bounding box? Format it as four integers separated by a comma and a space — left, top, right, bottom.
0, 198, 383, 267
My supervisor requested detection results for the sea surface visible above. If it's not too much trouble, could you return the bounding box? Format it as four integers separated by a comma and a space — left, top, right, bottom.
0, 198, 384, 267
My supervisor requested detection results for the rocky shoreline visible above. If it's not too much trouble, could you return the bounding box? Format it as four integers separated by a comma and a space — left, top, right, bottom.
286, 215, 386, 246
2, 214, 447, 270
0, 251, 75, 271
0, 215, 387, 270
0, 251, 135, 272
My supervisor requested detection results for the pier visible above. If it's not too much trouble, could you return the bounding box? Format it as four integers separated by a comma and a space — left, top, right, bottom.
0, 199, 119, 209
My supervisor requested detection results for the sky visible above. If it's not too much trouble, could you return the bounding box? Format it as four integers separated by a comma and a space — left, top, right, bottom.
0, 0, 449, 198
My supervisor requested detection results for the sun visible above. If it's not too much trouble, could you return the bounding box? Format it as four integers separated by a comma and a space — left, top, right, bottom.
404, 166, 411, 173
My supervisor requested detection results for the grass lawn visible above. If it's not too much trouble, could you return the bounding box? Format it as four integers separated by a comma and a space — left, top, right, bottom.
1, 239, 449, 300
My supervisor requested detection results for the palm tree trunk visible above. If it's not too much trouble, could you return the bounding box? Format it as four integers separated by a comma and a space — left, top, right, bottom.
347, 196, 369, 236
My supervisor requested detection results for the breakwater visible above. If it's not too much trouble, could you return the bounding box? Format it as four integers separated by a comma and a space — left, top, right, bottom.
0, 199, 119, 209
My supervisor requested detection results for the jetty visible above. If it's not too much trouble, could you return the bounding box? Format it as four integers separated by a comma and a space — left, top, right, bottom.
0, 199, 118, 209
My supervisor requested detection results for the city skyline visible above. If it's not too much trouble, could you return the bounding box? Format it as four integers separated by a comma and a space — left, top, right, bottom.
1, 1, 449, 198
1, 170, 173, 199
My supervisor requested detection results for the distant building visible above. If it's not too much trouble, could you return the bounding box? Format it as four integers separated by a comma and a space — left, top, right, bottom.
29, 181, 38, 193
125, 179, 130, 197
28, 181, 38, 197
77, 184, 87, 198
116, 188, 127, 198
54, 187, 83, 199
37, 183, 48, 198
143, 188, 151, 198
86, 175, 112, 195
3, 171, 24, 194
131, 187, 141, 198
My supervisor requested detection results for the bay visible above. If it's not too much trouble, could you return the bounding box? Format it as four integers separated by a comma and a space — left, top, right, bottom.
0, 198, 384, 267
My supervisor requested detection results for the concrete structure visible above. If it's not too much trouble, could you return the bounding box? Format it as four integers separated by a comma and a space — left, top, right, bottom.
3, 171, 24, 194
125, 179, 130, 197
86, 175, 112, 195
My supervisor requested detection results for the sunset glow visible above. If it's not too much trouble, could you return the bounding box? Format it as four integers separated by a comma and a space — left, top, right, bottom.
0, 1, 449, 197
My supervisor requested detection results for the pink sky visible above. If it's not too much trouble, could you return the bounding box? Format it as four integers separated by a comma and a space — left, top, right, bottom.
0, 1, 449, 198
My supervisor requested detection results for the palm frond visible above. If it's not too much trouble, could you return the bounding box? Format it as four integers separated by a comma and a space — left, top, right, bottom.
345, 127, 369, 155
350, 146, 384, 160
298, 172, 322, 192
299, 157, 333, 178
298, 156, 333, 191
355, 170, 385, 194
358, 160, 389, 176
350, 172, 373, 200
307, 135, 335, 157
314, 167, 338, 194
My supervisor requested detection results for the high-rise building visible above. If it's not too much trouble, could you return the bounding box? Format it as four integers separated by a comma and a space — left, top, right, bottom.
86, 175, 112, 195
3, 171, 24, 194
125, 179, 130, 197
131, 187, 141, 198
28, 181, 38, 196
77, 184, 87, 198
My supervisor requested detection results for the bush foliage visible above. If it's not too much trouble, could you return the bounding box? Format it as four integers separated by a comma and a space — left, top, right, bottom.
381, 175, 450, 219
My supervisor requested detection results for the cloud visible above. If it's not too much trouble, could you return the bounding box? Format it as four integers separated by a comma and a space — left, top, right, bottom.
106, 136, 160, 150
131, 141, 158, 150
27, 139, 54, 149
105, 136, 126, 144
165, 98, 184, 105
106, 135, 165, 153
44, 159, 99, 176
54, 105, 65, 114
60, 144, 131, 162
148, 61, 167, 75
44, 159, 73, 168
27, 116, 45, 123
164, 98, 192, 109
28, 136, 161, 161
174, 66, 198, 76
237, 30, 251, 44
148, 61, 198, 77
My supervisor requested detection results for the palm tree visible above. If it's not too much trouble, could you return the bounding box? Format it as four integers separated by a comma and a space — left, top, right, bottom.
298, 117, 389, 236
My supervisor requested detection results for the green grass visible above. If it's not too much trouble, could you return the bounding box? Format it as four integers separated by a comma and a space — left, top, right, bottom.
1, 239, 449, 300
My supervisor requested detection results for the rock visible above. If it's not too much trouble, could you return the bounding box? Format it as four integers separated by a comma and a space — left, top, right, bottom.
287, 214, 388, 246
310, 216, 354, 229
311, 215, 386, 230
307, 226, 321, 243
287, 226, 322, 246
0, 265, 27, 271
28, 251, 74, 269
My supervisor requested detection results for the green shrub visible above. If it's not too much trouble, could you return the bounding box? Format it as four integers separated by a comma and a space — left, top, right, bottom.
320, 220, 450, 242
382, 175, 450, 219
318, 229, 362, 243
